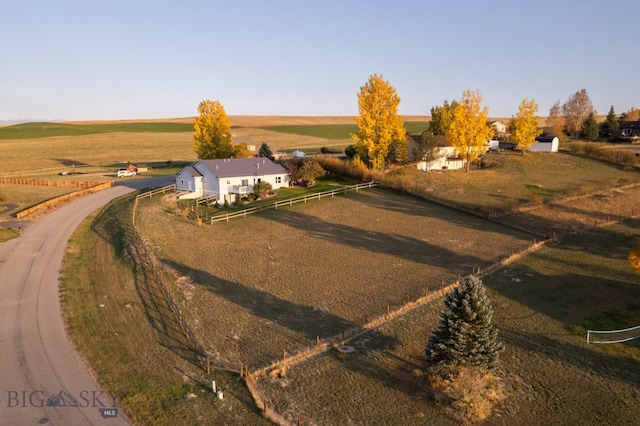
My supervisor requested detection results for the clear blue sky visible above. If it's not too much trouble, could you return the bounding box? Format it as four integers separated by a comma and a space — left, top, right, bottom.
1, 0, 638, 122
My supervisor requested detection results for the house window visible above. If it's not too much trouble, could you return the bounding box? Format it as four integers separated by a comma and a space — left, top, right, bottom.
241, 179, 248, 186
227, 179, 230, 184
276, 176, 282, 184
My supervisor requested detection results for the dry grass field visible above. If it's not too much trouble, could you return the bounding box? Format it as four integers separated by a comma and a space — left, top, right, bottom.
0, 132, 195, 177
135, 189, 535, 371
130, 185, 640, 425
255, 221, 640, 425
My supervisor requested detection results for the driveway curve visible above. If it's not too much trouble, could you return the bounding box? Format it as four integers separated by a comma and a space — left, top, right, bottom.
0, 177, 172, 425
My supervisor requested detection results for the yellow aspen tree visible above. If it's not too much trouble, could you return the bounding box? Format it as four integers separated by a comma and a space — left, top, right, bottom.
510, 98, 543, 155
446, 89, 494, 172
194, 100, 234, 159
630, 241, 640, 274
623, 107, 640, 121
351, 74, 406, 170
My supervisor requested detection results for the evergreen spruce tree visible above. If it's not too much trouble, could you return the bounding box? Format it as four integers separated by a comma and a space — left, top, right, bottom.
580, 112, 599, 141
602, 106, 619, 139
258, 142, 274, 161
425, 275, 504, 374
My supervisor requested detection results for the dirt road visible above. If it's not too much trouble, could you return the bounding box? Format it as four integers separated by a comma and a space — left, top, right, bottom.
0, 177, 171, 425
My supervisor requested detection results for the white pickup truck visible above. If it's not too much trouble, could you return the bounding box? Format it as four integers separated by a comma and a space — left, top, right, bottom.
117, 169, 137, 177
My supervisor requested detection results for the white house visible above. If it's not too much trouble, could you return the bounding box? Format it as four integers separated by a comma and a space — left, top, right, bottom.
490, 121, 508, 135
530, 135, 559, 152
176, 158, 290, 201
407, 134, 465, 171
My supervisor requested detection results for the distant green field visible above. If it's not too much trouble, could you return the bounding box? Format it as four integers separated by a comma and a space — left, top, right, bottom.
0, 122, 193, 139
0, 121, 430, 141
259, 122, 429, 140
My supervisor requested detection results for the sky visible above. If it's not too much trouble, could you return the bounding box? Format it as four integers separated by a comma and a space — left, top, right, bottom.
1, 0, 638, 122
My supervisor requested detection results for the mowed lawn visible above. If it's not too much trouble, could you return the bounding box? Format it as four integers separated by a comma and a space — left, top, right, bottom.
135, 188, 536, 369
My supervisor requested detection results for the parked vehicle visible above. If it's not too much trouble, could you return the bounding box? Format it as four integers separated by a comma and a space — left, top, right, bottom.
117, 169, 136, 177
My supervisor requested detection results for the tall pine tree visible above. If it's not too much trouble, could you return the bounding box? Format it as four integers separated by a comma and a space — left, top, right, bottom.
602, 106, 619, 139
425, 275, 504, 374
258, 142, 274, 160
580, 112, 599, 141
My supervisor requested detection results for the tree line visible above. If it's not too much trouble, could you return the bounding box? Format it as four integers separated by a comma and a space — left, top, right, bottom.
192, 75, 637, 173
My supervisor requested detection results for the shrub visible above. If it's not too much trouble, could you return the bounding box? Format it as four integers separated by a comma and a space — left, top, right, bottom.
344, 144, 358, 159
278, 158, 305, 182
253, 181, 272, 199
299, 160, 326, 185
428, 367, 506, 423
320, 146, 343, 154
565, 141, 639, 167
315, 155, 382, 182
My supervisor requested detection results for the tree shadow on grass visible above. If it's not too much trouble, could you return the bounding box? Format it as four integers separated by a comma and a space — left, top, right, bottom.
260, 208, 484, 271
500, 328, 640, 389
556, 219, 640, 259
161, 258, 355, 342
128, 242, 204, 368
344, 187, 523, 233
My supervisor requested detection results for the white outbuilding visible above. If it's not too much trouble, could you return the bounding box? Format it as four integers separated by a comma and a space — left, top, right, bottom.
530, 135, 559, 152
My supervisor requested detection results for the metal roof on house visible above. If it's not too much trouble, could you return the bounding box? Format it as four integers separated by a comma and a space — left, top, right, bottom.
181, 166, 203, 178
195, 158, 289, 178
619, 120, 640, 129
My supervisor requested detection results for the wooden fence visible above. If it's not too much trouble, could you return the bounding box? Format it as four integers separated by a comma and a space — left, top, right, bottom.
130, 225, 212, 371
0, 177, 102, 188
245, 239, 549, 381
15, 181, 114, 218
209, 181, 379, 224
132, 184, 176, 225
131, 184, 238, 374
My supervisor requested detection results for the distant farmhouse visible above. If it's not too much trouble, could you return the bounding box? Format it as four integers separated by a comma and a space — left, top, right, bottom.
176, 158, 290, 202
232, 135, 257, 156
489, 120, 509, 136
619, 120, 640, 141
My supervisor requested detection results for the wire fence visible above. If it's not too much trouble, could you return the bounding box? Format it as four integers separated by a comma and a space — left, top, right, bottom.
586, 324, 640, 344
132, 184, 240, 375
